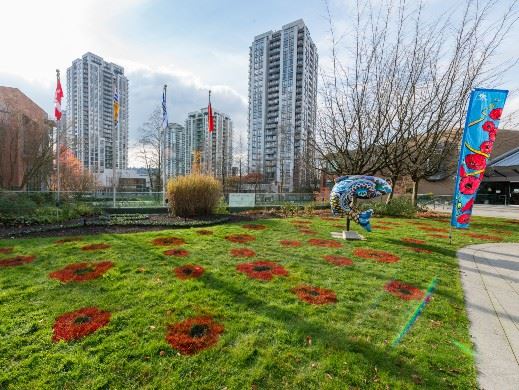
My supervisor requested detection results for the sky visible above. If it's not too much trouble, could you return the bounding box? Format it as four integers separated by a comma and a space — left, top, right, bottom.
1, 0, 518, 167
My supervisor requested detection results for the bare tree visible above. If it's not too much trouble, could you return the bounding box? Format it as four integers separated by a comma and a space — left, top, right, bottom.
136, 106, 163, 192
315, 0, 518, 204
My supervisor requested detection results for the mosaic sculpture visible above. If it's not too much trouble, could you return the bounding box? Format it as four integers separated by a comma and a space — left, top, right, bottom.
330, 175, 392, 232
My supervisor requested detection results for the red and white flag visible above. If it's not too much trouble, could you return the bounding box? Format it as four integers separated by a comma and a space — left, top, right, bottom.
54, 73, 64, 121
207, 90, 214, 132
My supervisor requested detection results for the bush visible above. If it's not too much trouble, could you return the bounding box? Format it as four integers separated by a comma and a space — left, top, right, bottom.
167, 175, 222, 217
361, 197, 418, 218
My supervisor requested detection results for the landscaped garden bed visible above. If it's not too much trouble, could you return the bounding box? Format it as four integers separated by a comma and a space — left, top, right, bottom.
1, 215, 517, 388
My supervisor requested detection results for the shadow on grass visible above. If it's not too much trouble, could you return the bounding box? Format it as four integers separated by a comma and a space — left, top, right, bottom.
201, 272, 452, 388
380, 238, 458, 260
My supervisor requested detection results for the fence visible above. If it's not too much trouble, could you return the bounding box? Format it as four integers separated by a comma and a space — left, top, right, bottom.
417, 193, 511, 209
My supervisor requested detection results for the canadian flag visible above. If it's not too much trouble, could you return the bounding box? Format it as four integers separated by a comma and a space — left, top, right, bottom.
54, 75, 64, 121
207, 91, 214, 132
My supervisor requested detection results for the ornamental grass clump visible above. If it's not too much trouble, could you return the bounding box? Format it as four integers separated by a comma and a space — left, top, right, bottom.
167, 175, 222, 217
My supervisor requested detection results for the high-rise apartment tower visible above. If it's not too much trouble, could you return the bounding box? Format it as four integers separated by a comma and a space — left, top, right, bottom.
66, 52, 129, 173
248, 19, 318, 192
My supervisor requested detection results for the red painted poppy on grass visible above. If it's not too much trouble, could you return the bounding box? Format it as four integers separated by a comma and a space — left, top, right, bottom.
299, 228, 317, 235
322, 255, 354, 266
0, 247, 13, 254
467, 232, 502, 241
225, 234, 255, 244
165, 316, 224, 355
353, 248, 400, 263
196, 230, 213, 235
81, 243, 111, 251
419, 226, 449, 233
0, 255, 35, 267
52, 307, 111, 342
293, 285, 337, 305
242, 224, 267, 230
174, 264, 204, 280
401, 238, 426, 245
385, 280, 424, 300
164, 249, 189, 257
236, 261, 288, 281
49, 261, 114, 283
280, 240, 301, 247
230, 248, 256, 257
308, 239, 342, 248
152, 237, 186, 246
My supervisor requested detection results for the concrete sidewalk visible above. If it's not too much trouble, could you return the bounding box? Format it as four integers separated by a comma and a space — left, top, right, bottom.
458, 243, 519, 390
430, 204, 519, 219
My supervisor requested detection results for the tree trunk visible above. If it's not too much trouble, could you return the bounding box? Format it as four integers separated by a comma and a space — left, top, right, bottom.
412, 180, 419, 206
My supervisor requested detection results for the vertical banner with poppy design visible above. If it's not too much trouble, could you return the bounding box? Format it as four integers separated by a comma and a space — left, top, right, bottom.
451, 88, 508, 228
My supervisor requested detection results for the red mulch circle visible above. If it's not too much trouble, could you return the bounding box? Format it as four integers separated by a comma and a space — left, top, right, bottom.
55, 237, 83, 244
293, 285, 337, 305
467, 233, 503, 241
419, 226, 449, 233
299, 228, 317, 235
164, 249, 190, 257
280, 240, 302, 247
152, 237, 187, 246
428, 233, 449, 239
401, 238, 426, 245
230, 248, 256, 257
353, 248, 400, 263
165, 316, 224, 355
196, 230, 213, 235
52, 307, 111, 342
409, 247, 433, 254
384, 280, 424, 300
291, 220, 312, 225
371, 225, 393, 231
242, 224, 267, 230
174, 264, 205, 280
308, 239, 342, 248
49, 261, 114, 283
0, 255, 35, 267
0, 247, 13, 254
225, 234, 256, 244
236, 260, 288, 281
323, 255, 354, 266
81, 243, 111, 251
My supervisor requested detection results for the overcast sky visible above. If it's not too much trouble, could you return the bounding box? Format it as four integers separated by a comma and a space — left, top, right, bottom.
1, 0, 518, 167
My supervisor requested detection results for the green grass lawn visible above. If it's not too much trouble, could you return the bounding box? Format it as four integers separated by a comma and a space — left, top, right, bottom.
1, 215, 517, 389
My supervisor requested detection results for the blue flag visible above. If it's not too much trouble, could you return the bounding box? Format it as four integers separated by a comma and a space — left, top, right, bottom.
162, 86, 168, 129
451, 88, 508, 228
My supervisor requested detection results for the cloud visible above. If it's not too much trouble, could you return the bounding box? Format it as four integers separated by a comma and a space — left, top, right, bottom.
123, 63, 248, 166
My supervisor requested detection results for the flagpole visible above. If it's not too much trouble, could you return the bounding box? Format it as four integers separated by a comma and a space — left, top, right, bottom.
56, 69, 61, 206
112, 76, 117, 208
163, 84, 167, 207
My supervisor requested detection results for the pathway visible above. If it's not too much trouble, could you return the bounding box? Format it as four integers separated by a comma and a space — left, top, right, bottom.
457, 243, 519, 390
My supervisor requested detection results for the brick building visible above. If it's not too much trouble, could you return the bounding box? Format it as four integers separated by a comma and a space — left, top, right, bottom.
0, 86, 53, 190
